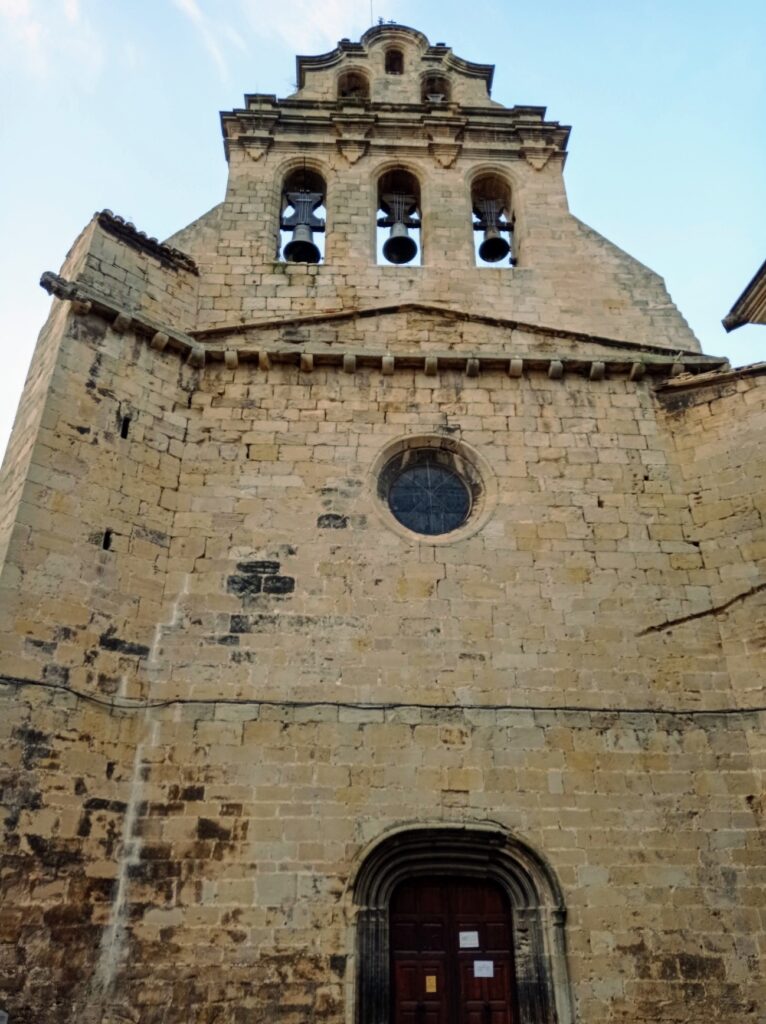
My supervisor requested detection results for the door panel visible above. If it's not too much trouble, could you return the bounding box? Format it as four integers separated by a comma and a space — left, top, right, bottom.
390, 878, 515, 1024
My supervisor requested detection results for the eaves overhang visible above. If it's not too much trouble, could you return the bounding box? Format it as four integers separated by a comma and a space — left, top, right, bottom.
723, 257, 766, 331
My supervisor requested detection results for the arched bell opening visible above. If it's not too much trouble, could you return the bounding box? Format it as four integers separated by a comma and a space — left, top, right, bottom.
472, 173, 515, 268
376, 169, 422, 267
351, 824, 574, 1024
279, 167, 326, 265
385, 48, 404, 75
421, 74, 451, 104
338, 70, 370, 101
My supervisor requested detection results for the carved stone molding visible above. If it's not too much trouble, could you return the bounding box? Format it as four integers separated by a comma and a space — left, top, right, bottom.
522, 148, 555, 171
428, 141, 462, 168
241, 136, 274, 163
336, 139, 369, 165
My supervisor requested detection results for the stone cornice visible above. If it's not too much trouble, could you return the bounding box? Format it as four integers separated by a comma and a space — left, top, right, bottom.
189, 300, 712, 359
41, 272, 728, 385
221, 102, 569, 163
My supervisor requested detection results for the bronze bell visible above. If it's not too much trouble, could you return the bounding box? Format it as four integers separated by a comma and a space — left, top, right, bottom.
380, 192, 419, 265
475, 198, 511, 263
281, 190, 325, 264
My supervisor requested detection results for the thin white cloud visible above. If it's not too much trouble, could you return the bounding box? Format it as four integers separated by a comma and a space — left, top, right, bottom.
238, 0, 403, 51
172, 0, 247, 81
0, 0, 103, 79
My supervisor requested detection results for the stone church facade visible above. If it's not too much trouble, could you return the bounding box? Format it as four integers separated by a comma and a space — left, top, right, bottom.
0, 23, 764, 1024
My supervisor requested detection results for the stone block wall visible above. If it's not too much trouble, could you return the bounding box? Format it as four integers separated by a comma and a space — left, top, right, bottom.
0, 297, 764, 1022
1, 23, 763, 1024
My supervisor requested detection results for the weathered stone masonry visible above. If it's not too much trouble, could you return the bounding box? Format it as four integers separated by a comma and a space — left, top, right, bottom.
0, 23, 764, 1024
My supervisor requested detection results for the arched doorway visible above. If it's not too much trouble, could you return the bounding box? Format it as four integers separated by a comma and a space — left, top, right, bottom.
351, 825, 573, 1024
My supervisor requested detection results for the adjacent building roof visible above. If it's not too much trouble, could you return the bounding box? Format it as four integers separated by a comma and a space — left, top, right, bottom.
723, 257, 766, 331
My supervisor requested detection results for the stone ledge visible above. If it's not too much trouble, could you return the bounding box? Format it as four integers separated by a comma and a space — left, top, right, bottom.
40, 271, 730, 383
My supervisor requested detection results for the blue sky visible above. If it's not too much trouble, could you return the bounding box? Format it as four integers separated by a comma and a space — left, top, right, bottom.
1, 0, 764, 460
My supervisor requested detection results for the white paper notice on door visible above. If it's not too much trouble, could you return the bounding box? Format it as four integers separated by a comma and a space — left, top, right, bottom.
473, 961, 494, 978
459, 931, 479, 949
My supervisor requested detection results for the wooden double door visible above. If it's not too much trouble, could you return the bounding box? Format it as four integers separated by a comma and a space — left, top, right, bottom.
390, 877, 516, 1024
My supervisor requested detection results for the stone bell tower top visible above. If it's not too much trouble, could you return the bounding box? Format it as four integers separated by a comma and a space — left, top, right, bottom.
294, 24, 497, 106
161, 24, 702, 352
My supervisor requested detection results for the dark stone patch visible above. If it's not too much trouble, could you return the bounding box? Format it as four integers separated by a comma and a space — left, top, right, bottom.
77, 814, 92, 837
330, 954, 347, 975
232, 650, 256, 663
74, 778, 87, 796
678, 953, 725, 981
197, 818, 231, 841
140, 844, 173, 861
227, 574, 262, 598
105, 761, 116, 779
97, 673, 120, 695
230, 615, 251, 634
237, 560, 279, 575
68, 314, 107, 346
127, 860, 181, 882
3, 778, 42, 831
182, 785, 205, 801
83, 797, 128, 814
209, 634, 239, 646
43, 664, 69, 686
26, 834, 82, 869
43, 903, 93, 928
220, 802, 242, 816
135, 526, 170, 548
318, 513, 348, 529
74, 425, 91, 435
262, 575, 295, 595
228, 559, 295, 601
13, 726, 53, 769
147, 801, 184, 816
98, 625, 150, 658
54, 626, 75, 641
26, 638, 56, 654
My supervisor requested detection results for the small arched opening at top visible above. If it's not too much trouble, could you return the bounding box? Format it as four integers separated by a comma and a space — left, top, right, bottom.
279, 166, 326, 264
422, 73, 451, 104
472, 172, 515, 268
338, 70, 369, 101
376, 168, 422, 267
385, 48, 404, 74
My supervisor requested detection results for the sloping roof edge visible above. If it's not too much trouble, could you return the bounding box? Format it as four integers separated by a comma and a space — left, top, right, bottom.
190, 300, 720, 360
723, 257, 766, 331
